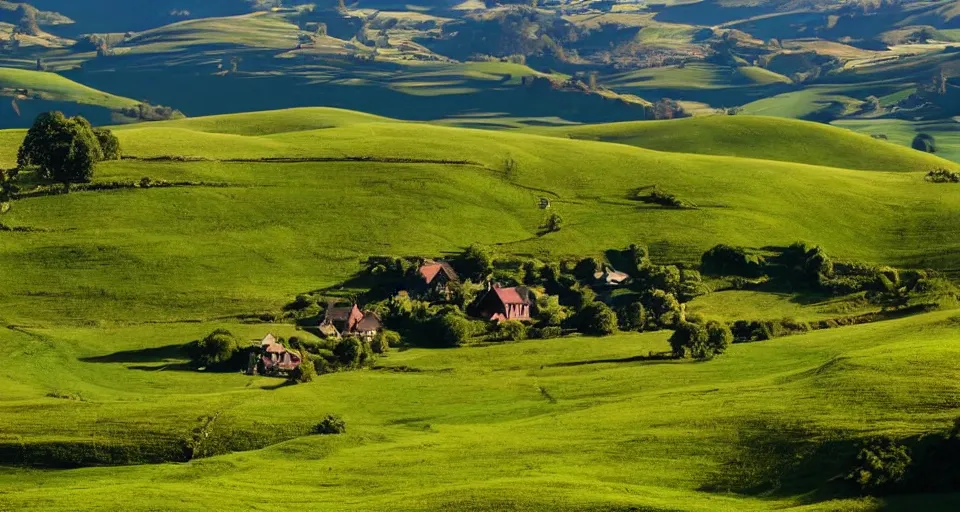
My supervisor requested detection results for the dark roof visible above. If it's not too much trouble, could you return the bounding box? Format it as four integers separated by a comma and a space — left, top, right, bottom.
356, 311, 382, 331
326, 305, 358, 322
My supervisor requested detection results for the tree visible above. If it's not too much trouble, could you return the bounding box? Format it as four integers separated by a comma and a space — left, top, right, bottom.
289, 350, 316, 383
93, 128, 122, 160
371, 329, 400, 354
912, 133, 937, 153
578, 302, 618, 336
669, 321, 709, 359
642, 289, 681, 327
543, 212, 563, 233
848, 437, 912, 491
458, 244, 494, 281
535, 294, 569, 326
704, 320, 732, 356
314, 414, 346, 435
333, 337, 365, 368
573, 257, 602, 281
436, 313, 473, 347
617, 301, 647, 331
17, 112, 103, 186
0, 168, 19, 214
186, 329, 242, 368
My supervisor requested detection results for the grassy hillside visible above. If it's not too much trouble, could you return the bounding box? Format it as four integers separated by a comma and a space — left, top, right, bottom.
1, 108, 959, 326
0, 68, 141, 128
834, 117, 960, 164
539, 115, 959, 170
1, 308, 959, 511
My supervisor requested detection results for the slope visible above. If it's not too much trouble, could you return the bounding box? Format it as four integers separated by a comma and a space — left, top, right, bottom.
0, 68, 141, 128
0, 309, 959, 511
537, 115, 959, 170
1, 108, 959, 326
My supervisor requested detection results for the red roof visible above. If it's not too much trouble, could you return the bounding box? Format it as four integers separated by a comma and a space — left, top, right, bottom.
493, 286, 529, 305
419, 261, 458, 285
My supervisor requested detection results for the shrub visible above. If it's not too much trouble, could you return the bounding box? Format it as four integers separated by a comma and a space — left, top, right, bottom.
704, 320, 732, 355
314, 414, 347, 435
371, 329, 400, 354
848, 437, 912, 491
926, 168, 960, 183
185, 329, 242, 368
333, 337, 366, 368
436, 313, 474, 347
289, 351, 316, 383
701, 244, 765, 277
642, 289, 681, 328
617, 301, 647, 331
535, 294, 569, 326
530, 326, 563, 339
578, 302, 618, 336
498, 320, 527, 341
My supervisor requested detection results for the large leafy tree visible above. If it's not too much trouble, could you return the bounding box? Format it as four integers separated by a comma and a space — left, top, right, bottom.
17, 112, 105, 186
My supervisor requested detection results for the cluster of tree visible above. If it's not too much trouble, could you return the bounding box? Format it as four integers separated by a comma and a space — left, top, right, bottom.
912, 133, 937, 153
0, 168, 19, 214
631, 186, 695, 209
652, 98, 689, 120
116, 103, 183, 122
184, 329, 245, 369
16, 112, 121, 188
925, 168, 960, 183
846, 419, 960, 496
669, 318, 732, 360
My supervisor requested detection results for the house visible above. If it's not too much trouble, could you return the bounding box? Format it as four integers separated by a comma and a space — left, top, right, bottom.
478, 284, 532, 322
418, 260, 459, 300
248, 334, 301, 375
593, 266, 630, 287
320, 304, 382, 340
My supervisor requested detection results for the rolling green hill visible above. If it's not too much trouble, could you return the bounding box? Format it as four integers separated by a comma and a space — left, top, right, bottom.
0, 68, 140, 128
539, 115, 958, 170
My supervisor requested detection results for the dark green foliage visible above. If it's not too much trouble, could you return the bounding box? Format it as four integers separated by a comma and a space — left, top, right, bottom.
314, 414, 346, 435
573, 257, 602, 281
642, 289, 681, 328
634, 187, 693, 208
701, 245, 765, 277
498, 320, 527, 341
669, 321, 709, 359
18, 112, 104, 186
617, 301, 647, 331
436, 312, 475, 347
543, 212, 563, 233
627, 243, 651, 275
704, 320, 733, 356
458, 244, 494, 281
848, 437, 912, 491
289, 350, 316, 383
333, 337, 367, 368
912, 133, 936, 153
0, 168, 19, 213
926, 168, 960, 183
93, 128, 122, 160
529, 326, 563, 339
185, 329, 242, 368
678, 269, 708, 302
578, 302, 618, 336
371, 329, 400, 354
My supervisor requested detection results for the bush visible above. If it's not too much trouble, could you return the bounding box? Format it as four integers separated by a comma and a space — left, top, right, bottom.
617, 301, 647, 331
530, 326, 563, 339
185, 329, 242, 368
436, 313, 475, 347
848, 437, 912, 491
498, 320, 527, 341
926, 168, 960, 183
642, 289, 681, 328
289, 351, 316, 383
314, 414, 347, 435
704, 320, 732, 355
578, 302, 618, 336
333, 337, 367, 368
371, 329, 400, 354
534, 294, 569, 326
701, 245, 765, 277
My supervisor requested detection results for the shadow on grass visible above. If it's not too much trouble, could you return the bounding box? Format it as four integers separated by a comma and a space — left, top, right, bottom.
546, 352, 679, 368
79, 344, 186, 364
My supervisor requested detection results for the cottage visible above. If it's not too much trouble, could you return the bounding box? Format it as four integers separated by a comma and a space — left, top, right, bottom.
320, 304, 381, 340
249, 334, 302, 375
418, 260, 459, 300
593, 266, 630, 287
479, 284, 532, 322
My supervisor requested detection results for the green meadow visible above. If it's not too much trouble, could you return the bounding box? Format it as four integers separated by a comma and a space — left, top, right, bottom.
1, 108, 960, 511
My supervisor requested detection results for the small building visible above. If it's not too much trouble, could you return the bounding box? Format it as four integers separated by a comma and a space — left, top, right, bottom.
418, 260, 459, 300
320, 304, 382, 340
593, 267, 631, 287
479, 284, 532, 322
249, 334, 302, 376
